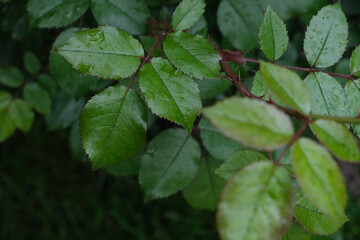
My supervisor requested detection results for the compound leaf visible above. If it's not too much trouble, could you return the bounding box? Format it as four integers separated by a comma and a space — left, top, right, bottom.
203, 97, 294, 150
139, 58, 201, 132
172, 0, 205, 31
139, 128, 200, 201
80, 85, 147, 170
23, 83, 52, 115
9, 99, 34, 133
58, 26, 144, 80
217, 161, 293, 240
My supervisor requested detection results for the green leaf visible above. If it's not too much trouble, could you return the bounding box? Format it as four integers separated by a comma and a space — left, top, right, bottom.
172, 0, 205, 31
203, 97, 294, 150
163, 31, 221, 79
199, 117, 244, 160
311, 119, 360, 162
69, 121, 85, 160
217, 161, 293, 240
345, 79, 360, 137
8, 99, 34, 133
295, 189, 348, 235
27, 0, 90, 28
0, 66, 24, 88
0, 91, 12, 111
80, 85, 147, 170
259, 6, 289, 61
183, 156, 225, 211
196, 77, 232, 99
50, 28, 104, 98
304, 72, 350, 117
189, 16, 208, 37
139, 128, 200, 201
58, 26, 144, 80
258, 0, 316, 20
0, 110, 15, 142
37, 74, 56, 98
350, 45, 360, 77
23, 51, 41, 75
281, 222, 313, 240
292, 138, 347, 219
303, 3, 348, 68
139, 58, 201, 132
23, 83, 52, 115
91, 0, 150, 35
260, 61, 312, 115
215, 150, 268, 180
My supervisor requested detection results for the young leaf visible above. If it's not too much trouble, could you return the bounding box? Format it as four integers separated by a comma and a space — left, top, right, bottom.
91, 0, 150, 35
217, 161, 293, 240
311, 119, 360, 162
183, 156, 225, 211
58, 26, 144, 80
260, 61, 312, 115
0, 66, 24, 88
303, 3, 348, 68
23, 83, 52, 115
163, 31, 221, 79
80, 85, 147, 170
9, 99, 34, 133
139, 128, 200, 201
345, 79, 360, 137
0, 110, 15, 142
292, 138, 347, 219
0, 91, 12, 111
23, 51, 41, 75
27, 0, 89, 28
50, 28, 104, 98
281, 222, 313, 240
304, 72, 350, 117
139, 58, 201, 132
259, 6, 289, 61
350, 45, 360, 77
215, 150, 268, 180
203, 97, 294, 150
295, 189, 348, 235
172, 0, 205, 31
199, 117, 244, 160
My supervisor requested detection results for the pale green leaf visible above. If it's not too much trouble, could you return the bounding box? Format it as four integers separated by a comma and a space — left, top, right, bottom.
350, 45, 360, 77
58, 26, 144, 80
260, 61, 312, 115
196, 77, 232, 100
295, 189, 348, 235
23, 51, 41, 75
0, 91, 12, 111
0, 110, 15, 142
304, 72, 350, 117
311, 119, 360, 162
215, 150, 268, 180
23, 83, 52, 115
292, 138, 347, 218
50, 28, 104, 98
217, 161, 293, 240
27, 0, 90, 28
345, 79, 360, 137
183, 156, 225, 211
80, 85, 147, 170
303, 3, 348, 68
91, 0, 150, 35
163, 31, 221, 79
139, 58, 201, 132
9, 99, 34, 133
0, 66, 24, 88
139, 128, 200, 201
281, 222, 313, 240
172, 0, 205, 31
199, 117, 244, 160
203, 97, 294, 150
259, 6, 289, 61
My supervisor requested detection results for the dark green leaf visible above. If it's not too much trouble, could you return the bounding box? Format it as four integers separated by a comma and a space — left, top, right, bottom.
217, 161, 293, 240
215, 150, 268, 180
23, 83, 52, 115
37, 74, 56, 98
258, 0, 316, 20
23, 51, 40, 75
58, 26, 144, 80
183, 156, 225, 211
196, 77, 232, 100
281, 222, 313, 240
163, 31, 221, 79
260, 61, 312, 115
172, 0, 205, 31
0, 110, 15, 142
259, 6, 289, 61
91, 0, 150, 35
9, 99, 34, 133
189, 16, 207, 37
139, 58, 201, 132
303, 3, 348, 68
292, 138, 347, 219
139, 128, 200, 201
69, 121, 85, 160
0, 91, 12, 111
80, 85, 147, 170
0, 66, 24, 88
